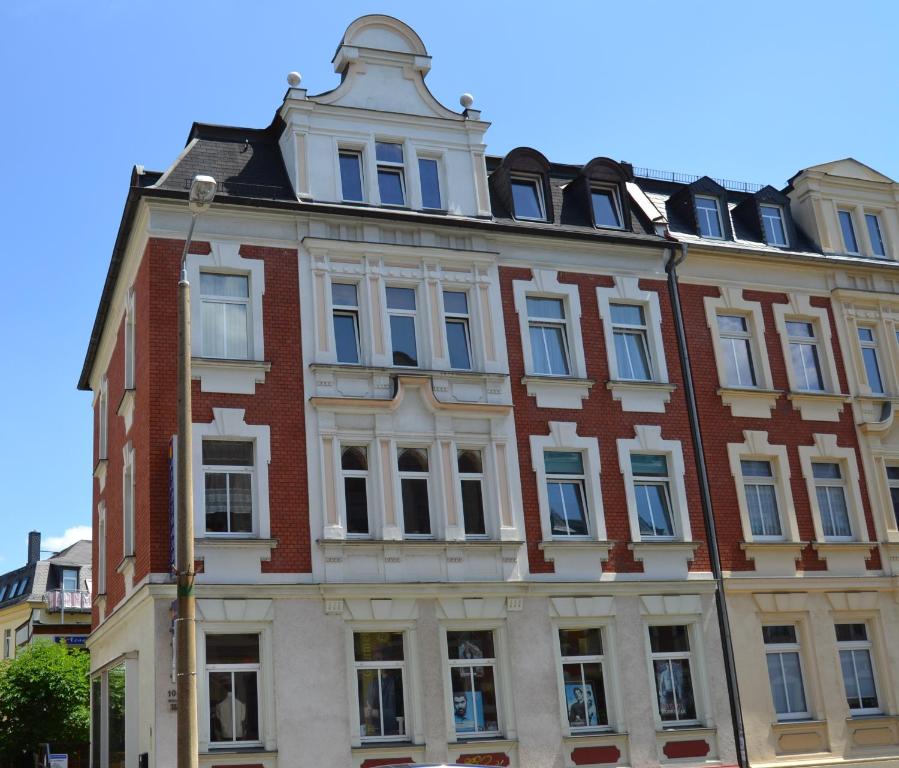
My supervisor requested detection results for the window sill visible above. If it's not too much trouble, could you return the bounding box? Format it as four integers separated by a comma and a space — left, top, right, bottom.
770, 718, 830, 755
655, 725, 716, 761
93, 459, 108, 492
812, 541, 874, 577
191, 357, 271, 395
115, 555, 135, 576
740, 541, 806, 577
846, 714, 899, 749
606, 380, 675, 413
717, 387, 781, 418
521, 375, 594, 409
786, 391, 850, 422
116, 388, 136, 433
628, 541, 701, 580
195, 537, 277, 548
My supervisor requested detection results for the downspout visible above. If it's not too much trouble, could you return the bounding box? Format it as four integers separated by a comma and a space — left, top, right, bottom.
665, 241, 748, 768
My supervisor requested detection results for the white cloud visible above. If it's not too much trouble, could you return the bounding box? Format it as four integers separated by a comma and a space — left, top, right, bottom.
44, 525, 92, 552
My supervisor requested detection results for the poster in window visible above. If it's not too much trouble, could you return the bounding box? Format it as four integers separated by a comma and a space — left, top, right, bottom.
565, 683, 598, 727
453, 690, 485, 733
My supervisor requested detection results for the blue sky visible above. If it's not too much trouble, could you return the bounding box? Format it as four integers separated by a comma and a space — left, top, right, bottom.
0, 0, 896, 567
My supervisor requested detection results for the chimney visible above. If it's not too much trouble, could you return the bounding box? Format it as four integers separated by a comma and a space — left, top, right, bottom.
27, 531, 41, 564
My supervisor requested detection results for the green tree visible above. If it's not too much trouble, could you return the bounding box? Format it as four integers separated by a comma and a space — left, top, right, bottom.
0, 641, 90, 766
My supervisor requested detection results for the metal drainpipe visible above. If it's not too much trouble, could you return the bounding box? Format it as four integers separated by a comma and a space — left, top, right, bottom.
665, 241, 748, 768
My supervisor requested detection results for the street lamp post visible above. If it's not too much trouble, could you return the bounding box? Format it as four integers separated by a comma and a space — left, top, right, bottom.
176, 174, 216, 768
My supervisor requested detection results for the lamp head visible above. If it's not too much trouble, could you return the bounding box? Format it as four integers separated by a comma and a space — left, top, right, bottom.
188, 174, 217, 214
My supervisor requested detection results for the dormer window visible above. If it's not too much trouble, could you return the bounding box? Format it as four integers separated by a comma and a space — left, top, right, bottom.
511, 176, 546, 221
760, 204, 788, 247
339, 150, 365, 202
696, 196, 724, 238
61, 568, 78, 592
376, 142, 406, 206
838, 210, 859, 253
591, 187, 623, 229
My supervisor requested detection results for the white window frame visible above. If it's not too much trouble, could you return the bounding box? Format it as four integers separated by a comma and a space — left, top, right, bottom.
617, 426, 691, 543
442, 627, 504, 740
416, 153, 444, 211
457, 448, 488, 539
201, 439, 256, 537
835, 623, 882, 716
695, 195, 725, 239
331, 281, 362, 365
864, 211, 887, 258
352, 631, 410, 743
645, 622, 702, 727
340, 444, 371, 538
513, 270, 587, 380
97, 502, 107, 594
386, 284, 420, 368
811, 461, 854, 541
338, 148, 365, 203
784, 321, 825, 392
544, 450, 590, 539
187, 241, 265, 364
772, 295, 840, 396
727, 432, 800, 543
857, 325, 886, 395
716, 313, 757, 387
886, 463, 899, 533
763, 625, 810, 721
442, 288, 473, 371
122, 442, 135, 557
397, 445, 433, 539
531, 422, 606, 543
197, 621, 275, 752
124, 287, 136, 390
705, 288, 774, 391
760, 204, 789, 247
589, 185, 624, 230
509, 173, 546, 221
838, 208, 860, 254
608, 303, 653, 381
556, 626, 613, 733
98, 376, 108, 462
798, 434, 867, 544
740, 460, 784, 540
198, 272, 251, 360
192, 408, 271, 540
375, 140, 407, 207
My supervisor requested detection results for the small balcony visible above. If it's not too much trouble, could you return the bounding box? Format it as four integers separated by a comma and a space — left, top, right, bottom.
44, 589, 92, 612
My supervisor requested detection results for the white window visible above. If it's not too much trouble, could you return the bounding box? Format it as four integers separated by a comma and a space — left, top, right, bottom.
763, 626, 809, 720
835, 624, 880, 715
124, 287, 136, 390
610, 303, 652, 381
354, 632, 407, 741
591, 187, 623, 229
717, 314, 757, 387
341, 446, 369, 536
332, 283, 361, 365
203, 440, 254, 535
812, 462, 853, 540
839, 210, 859, 254
200, 273, 249, 360
458, 449, 486, 537
741, 460, 783, 539
559, 628, 610, 731
97, 503, 107, 594
398, 447, 430, 537
887, 465, 899, 529
544, 451, 589, 537
695, 196, 724, 238
858, 327, 884, 394
418, 157, 442, 209
760, 204, 788, 247
510, 175, 545, 221
98, 377, 108, 461
122, 444, 135, 557
339, 150, 365, 203
786, 321, 824, 392
444, 290, 472, 370
527, 297, 570, 376
61, 568, 78, 592
631, 454, 675, 538
648, 625, 698, 724
865, 213, 886, 257
447, 630, 500, 737
386, 287, 418, 367
376, 142, 406, 206
3, 629, 9, 659
206, 634, 261, 745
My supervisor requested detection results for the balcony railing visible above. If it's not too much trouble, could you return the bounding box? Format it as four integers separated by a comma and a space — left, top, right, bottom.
44, 589, 92, 612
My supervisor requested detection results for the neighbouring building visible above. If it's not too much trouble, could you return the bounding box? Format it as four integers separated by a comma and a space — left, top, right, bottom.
0, 532, 92, 658
78, 14, 899, 768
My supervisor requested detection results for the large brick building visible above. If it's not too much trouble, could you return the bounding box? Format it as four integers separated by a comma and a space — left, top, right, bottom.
80, 15, 899, 768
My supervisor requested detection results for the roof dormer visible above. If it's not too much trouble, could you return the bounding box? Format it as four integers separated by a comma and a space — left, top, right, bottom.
667, 176, 733, 240
732, 185, 798, 249
489, 147, 554, 222
563, 157, 634, 231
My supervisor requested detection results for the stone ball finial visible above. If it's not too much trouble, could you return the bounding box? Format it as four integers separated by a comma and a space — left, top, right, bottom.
459, 93, 474, 109
287, 71, 302, 87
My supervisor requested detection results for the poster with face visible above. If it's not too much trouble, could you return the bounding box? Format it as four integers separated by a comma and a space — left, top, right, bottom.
453, 690, 484, 733
565, 683, 598, 727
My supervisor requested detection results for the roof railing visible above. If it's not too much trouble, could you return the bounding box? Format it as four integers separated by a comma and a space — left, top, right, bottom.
633, 166, 764, 194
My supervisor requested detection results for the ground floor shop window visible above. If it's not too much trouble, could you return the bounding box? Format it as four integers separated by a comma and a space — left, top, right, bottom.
206, 633, 261, 745
354, 632, 406, 741
446, 630, 500, 737
91, 661, 130, 768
